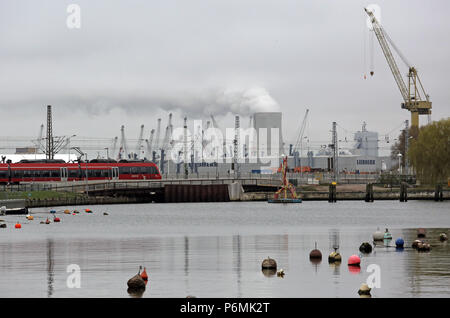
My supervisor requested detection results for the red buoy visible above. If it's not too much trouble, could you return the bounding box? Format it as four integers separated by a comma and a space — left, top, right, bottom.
141, 267, 148, 281
348, 254, 361, 266
54, 217, 61, 222
15, 222, 22, 229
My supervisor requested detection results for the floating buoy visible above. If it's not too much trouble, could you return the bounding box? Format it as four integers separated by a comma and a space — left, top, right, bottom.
328, 251, 342, 263
54, 217, 61, 223
309, 242, 322, 260
140, 267, 148, 281
276, 269, 285, 277
72, 213, 76, 216
64, 209, 70, 214
15, 222, 21, 229
26, 215, 34, 220
127, 266, 146, 291
417, 228, 426, 238
359, 242, 372, 253
358, 283, 371, 295
373, 229, 383, 241
439, 233, 448, 242
395, 238, 404, 248
261, 257, 277, 270
348, 255, 361, 266
412, 240, 422, 249
417, 242, 431, 252
384, 228, 392, 240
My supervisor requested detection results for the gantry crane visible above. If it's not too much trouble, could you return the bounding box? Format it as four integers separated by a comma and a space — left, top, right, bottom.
365, 7, 432, 128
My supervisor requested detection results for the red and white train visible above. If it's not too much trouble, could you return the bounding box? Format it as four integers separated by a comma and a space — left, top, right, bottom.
0, 159, 161, 184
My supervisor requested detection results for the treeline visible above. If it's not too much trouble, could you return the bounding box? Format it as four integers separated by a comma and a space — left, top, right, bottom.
408, 118, 449, 185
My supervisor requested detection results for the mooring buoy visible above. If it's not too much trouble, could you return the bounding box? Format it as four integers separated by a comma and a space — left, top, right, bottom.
395, 238, 404, 248
359, 242, 372, 253
309, 242, 322, 261
358, 283, 371, 296
261, 257, 277, 270
127, 266, 146, 291
348, 255, 361, 266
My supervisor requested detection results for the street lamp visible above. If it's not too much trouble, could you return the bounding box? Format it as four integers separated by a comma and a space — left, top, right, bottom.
397, 153, 403, 174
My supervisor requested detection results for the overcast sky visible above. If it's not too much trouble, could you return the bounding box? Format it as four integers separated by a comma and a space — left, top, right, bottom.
0, 0, 448, 153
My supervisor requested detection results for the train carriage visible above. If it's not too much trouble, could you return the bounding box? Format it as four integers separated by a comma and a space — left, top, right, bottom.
0, 160, 161, 184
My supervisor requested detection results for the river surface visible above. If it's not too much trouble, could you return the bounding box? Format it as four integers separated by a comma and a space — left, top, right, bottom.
0, 201, 449, 298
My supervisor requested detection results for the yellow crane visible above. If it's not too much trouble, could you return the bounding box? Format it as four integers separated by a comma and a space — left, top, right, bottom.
365, 7, 432, 128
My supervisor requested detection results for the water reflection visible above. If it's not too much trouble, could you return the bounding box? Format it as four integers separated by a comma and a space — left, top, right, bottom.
47, 239, 54, 298
0, 226, 449, 297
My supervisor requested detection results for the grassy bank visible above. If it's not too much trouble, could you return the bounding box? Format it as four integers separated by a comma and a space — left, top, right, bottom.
0, 190, 85, 201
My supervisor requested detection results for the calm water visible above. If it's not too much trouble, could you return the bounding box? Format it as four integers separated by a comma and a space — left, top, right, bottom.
0, 201, 449, 298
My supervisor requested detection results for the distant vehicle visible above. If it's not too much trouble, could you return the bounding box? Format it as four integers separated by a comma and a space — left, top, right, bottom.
0, 159, 161, 184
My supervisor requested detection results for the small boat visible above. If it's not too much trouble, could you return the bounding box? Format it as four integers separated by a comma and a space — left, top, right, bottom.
73, 210, 80, 214
50, 210, 56, 214
85, 209, 93, 213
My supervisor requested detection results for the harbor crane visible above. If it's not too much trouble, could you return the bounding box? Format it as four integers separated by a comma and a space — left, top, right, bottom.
135, 124, 145, 159
146, 129, 155, 159
293, 109, 309, 156
365, 7, 432, 129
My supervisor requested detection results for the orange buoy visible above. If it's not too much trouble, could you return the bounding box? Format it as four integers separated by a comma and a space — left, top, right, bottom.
141, 267, 148, 281
64, 209, 70, 214
348, 254, 361, 266
15, 222, 22, 229
54, 217, 61, 223
26, 215, 34, 220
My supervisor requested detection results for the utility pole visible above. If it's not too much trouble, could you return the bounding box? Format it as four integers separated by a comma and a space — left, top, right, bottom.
183, 116, 188, 179
46, 105, 54, 159
404, 120, 409, 175
332, 122, 338, 182
233, 115, 240, 179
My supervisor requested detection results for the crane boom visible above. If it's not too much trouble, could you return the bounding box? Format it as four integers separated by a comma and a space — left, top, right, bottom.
365, 8, 409, 102
135, 124, 145, 157
293, 109, 309, 153
364, 7, 432, 128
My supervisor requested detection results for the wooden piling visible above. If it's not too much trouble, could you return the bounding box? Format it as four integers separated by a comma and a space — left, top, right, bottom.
328, 183, 337, 203
365, 183, 374, 202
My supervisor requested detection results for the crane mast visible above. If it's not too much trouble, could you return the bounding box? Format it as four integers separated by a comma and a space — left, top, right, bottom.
364, 8, 431, 128
293, 109, 309, 154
